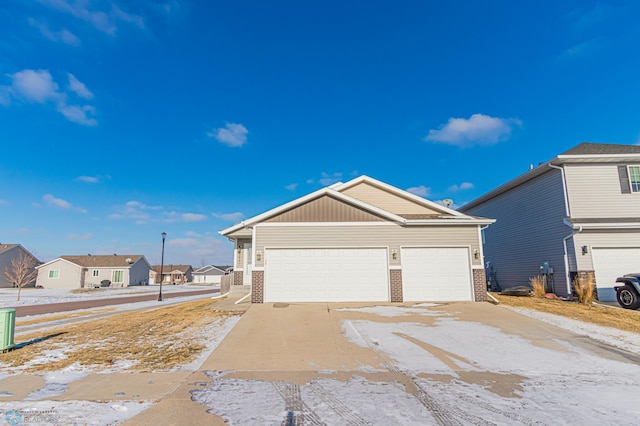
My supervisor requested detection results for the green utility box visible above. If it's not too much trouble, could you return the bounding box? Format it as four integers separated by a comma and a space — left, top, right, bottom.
0, 308, 16, 351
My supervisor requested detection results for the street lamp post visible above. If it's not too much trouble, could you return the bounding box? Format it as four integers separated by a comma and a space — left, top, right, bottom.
158, 232, 167, 302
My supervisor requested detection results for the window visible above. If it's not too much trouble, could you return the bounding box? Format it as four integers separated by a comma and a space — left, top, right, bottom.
48, 269, 60, 279
629, 166, 640, 193
112, 270, 124, 283
92, 270, 99, 277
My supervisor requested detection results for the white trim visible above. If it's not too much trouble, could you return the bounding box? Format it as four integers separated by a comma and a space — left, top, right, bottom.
471, 265, 485, 270
36, 257, 80, 270
563, 219, 640, 229
389, 265, 402, 270
252, 267, 265, 271
628, 165, 640, 193
264, 245, 389, 251
557, 153, 640, 160
405, 218, 495, 226
549, 164, 570, 217
255, 222, 402, 227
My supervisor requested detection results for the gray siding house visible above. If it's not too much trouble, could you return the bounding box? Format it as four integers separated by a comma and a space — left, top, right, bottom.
0, 244, 41, 288
36, 254, 151, 289
459, 143, 640, 300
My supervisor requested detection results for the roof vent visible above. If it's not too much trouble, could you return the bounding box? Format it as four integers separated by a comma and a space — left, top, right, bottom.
126, 258, 133, 264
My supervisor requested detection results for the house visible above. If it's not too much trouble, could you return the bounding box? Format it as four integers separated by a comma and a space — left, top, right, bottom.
192, 265, 231, 285
458, 142, 640, 301
0, 244, 41, 288
219, 175, 494, 303
36, 254, 151, 289
149, 264, 193, 285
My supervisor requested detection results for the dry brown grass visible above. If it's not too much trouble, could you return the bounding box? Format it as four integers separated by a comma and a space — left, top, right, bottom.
15, 308, 116, 327
495, 294, 640, 334
0, 298, 237, 373
573, 272, 596, 305
529, 275, 546, 297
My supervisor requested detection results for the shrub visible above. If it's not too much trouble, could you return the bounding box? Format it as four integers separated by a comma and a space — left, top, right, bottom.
529, 275, 546, 297
573, 272, 595, 305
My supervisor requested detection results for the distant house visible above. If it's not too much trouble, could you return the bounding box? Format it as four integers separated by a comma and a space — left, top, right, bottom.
150, 264, 193, 285
192, 265, 231, 285
36, 254, 151, 289
459, 142, 640, 301
0, 244, 41, 288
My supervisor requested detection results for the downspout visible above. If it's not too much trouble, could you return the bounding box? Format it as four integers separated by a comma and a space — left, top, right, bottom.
562, 226, 582, 296
549, 163, 575, 296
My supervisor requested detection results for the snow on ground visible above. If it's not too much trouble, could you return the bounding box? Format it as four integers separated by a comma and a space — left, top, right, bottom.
3, 303, 640, 425
193, 304, 640, 425
0, 284, 218, 308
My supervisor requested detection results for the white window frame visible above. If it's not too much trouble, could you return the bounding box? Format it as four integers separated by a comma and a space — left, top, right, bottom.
112, 270, 125, 283
629, 165, 640, 193
48, 269, 60, 279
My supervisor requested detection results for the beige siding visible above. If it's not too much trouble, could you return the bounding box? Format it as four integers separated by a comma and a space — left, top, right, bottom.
254, 224, 482, 268
565, 163, 640, 218
573, 230, 640, 271
36, 260, 83, 289
266, 195, 385, 222
342, 182, 443, 215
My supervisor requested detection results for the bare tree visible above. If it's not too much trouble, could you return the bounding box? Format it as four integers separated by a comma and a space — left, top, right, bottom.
4, 252, 38, 301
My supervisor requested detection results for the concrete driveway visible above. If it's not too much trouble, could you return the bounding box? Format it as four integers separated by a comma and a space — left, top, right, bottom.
181, 301, 640, 425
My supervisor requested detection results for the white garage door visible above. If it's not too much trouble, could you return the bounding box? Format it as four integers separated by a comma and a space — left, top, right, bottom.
591, 247, 640, 302
401, 247, 473, 302
264, 248, 389, 302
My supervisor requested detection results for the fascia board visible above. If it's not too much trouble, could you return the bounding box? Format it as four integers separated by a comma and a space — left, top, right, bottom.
405, 218, 496, 226
335, 175, 466, 217
557, 153, 640, 161
36, 257, 80, 270
562, 218, 640, 229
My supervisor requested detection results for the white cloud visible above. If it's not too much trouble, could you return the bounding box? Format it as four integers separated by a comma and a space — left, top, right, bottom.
182, 213, 208, 223
213, 212, 244, 222
109, 200, 164, 224
406, 186, 430, 197
285, 183, 298, 191
319, 172, 343, 186
1, 69, 97, 126
28, 18, 80, 46
42, 194, 87, 213
426, 114, 522, 147
208, 123, 248, 147
0, 199, 9, 206
9, 69, 61, 103
448, 182, 474, 192
67, 73, 94, 99
76, 175, 99, 183
39, 0, 144, 35
67, 232, 93, 240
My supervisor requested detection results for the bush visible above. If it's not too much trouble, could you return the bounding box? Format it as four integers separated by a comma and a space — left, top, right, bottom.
573, 272, 595, 305
529, 275, 546, 297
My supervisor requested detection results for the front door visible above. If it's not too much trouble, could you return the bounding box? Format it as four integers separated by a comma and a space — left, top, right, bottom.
243, 243, 253, 285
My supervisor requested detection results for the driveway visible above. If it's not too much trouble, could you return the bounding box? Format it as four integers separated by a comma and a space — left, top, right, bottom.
185, 301, 640, 425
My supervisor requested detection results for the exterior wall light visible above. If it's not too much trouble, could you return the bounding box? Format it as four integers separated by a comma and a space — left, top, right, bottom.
391, 249, 398, 260
256, 250, 262, 262
474, 249, 480, 260
582, 245, 588, 255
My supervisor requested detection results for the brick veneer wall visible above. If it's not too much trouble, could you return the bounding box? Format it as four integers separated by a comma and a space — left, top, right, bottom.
473, 269, 487, 302
233, 270, 243, 286
252, 271, 264, 303
390, 269, 403, 302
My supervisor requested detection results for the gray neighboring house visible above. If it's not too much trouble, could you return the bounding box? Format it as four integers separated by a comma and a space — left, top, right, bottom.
0, 244, 41, 288
192, 265, 230, 285
459, 142, 640, 300
36, 254, 151, 289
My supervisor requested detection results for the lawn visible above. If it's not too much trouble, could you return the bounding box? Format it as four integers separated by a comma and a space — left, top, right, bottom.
494, 293, 640, 334
0, 298, 239, 373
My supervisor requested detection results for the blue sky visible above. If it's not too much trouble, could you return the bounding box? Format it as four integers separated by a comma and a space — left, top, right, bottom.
2, 1, 640, 266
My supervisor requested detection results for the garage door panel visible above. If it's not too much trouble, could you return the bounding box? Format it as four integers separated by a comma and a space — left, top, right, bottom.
265, 248, 389, 302
591, 248, 640, 302
402, 247, 472, 302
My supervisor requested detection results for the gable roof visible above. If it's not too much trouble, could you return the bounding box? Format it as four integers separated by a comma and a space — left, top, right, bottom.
0, 244, 19, 254
220, 175, 492, 236
59, 255, 147, 268
152, 264, 192, 273
460, 142, 640, 212
193, 265, 227, 274
0, 244, 41, 263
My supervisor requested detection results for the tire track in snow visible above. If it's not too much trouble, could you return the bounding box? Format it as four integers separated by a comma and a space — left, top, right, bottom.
273, 381, 325, 426
306, 381, 369, 426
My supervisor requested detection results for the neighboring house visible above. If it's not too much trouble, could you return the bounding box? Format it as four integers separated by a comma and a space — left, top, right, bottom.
0, 244, 41, 288
219, 175, 494, 303
36, 254, 151, 289
192, 265, 230, 285
459, 142, 640, 301
150, 265, 193, 285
